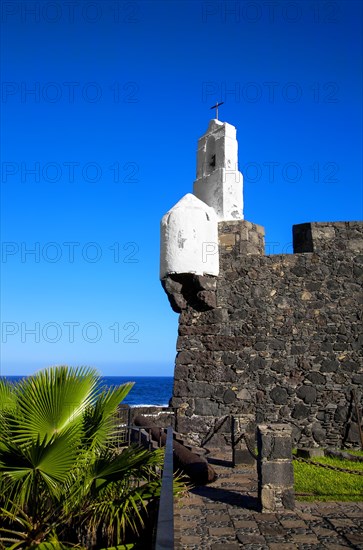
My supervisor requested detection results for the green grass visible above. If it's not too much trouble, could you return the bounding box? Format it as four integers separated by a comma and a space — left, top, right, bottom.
293, 454, 363, 502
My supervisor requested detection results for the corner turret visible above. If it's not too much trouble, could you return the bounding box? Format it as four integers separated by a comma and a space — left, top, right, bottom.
160, 193, 219, 279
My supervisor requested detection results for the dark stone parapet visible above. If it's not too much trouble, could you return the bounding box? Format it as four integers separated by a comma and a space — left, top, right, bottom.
293, 221, 363, 254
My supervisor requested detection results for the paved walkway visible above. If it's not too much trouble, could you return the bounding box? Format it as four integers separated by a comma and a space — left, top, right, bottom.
174, 456, 363, 549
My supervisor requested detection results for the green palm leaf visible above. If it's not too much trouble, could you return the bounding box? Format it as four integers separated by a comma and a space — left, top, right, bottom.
0, 437, 78, 509
12, 366, 99, 444
0, 378, 17, 452
83, 383, 134, 450
0, 378, 17, 413
90, 446, 164, 492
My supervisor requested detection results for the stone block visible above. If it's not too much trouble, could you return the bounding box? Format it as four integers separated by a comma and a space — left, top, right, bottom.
219, 233, 236, 247
196, 275, 218, 291
292, 403, 309, 419
296, 385, 317, 403
280, 489, 296, 510
223, 388, 236, 404
270, 386, 288, 405
293, 221, 362, 254
197, 290, 217, 309
240, 241, 263, 255
306, 372, 326, 385
236, 388, 251, 400
296, 447, 325, 458
194, 398, 221, 416
260, 436, 293, 460
312, 424, 326, 444
259, 461, 294, 486
176, 414, 214, 435
174, 365, 188, 380
176, 350, 197, 365
222, 351, 238, 365
187, 381, 214, 398
260, 486, 295, 512
346, 422, 360, 443
200, 307, 228, 324
312, 226, 336, 240
233, 447, 255, 466
258, 424, 293, 438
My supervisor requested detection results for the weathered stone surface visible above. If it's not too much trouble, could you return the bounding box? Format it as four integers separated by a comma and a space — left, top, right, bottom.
166, 220, 363, 449
223, 389, 236, 404
334, 406, 348, 423
312, 423, 326, 444
197, 290, 217, 309
162, 273, 217, 313
270, 386, 288, 405
281, 488, 296, 510
260, 436, 293, 460
297, 447, 324, 458
346, 422, 360, 443
292, 403, 309, 419
194, 398, 221, 416
306, 372, 326, 385
296, 385, 317, 404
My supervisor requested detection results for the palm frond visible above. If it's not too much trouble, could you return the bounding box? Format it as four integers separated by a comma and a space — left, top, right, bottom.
0, 379, 17, 413
90, 446, 164, 493
83, 383, 134, 450
0, 379, 17, 450
12, 366, 99, 444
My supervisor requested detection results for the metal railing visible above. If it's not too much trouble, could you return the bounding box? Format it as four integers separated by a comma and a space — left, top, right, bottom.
155, 426, 174, 550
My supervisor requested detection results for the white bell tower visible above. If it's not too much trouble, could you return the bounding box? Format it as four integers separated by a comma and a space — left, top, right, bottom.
160, 117, 244, 280
193, 119, 244, 221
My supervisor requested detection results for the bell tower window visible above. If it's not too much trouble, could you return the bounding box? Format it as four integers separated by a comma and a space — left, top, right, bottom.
205, 135, 216, 176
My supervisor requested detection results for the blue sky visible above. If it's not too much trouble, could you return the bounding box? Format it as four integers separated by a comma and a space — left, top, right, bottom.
1, 0, 362, 376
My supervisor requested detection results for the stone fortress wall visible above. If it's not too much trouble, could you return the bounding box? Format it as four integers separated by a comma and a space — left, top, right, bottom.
165, 220, 363, 449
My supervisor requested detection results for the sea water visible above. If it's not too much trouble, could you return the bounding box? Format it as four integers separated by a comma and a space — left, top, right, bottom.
1, 376, 174, 407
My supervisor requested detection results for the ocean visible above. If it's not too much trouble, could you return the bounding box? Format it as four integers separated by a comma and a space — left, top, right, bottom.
1, 376, 174, 407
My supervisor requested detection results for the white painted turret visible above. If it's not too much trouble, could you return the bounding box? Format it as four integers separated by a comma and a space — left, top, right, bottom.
160, 193, 219, 279
193, 119, 244, 221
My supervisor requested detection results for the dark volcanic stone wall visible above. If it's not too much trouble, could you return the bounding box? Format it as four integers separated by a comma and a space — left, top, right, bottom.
167, 221, 363, 449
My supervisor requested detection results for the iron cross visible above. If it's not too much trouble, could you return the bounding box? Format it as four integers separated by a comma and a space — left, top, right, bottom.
210, 101, 224, 120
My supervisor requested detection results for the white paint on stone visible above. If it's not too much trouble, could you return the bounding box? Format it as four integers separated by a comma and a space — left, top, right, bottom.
160, 193, 219, 279
193, 119, 244, 221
